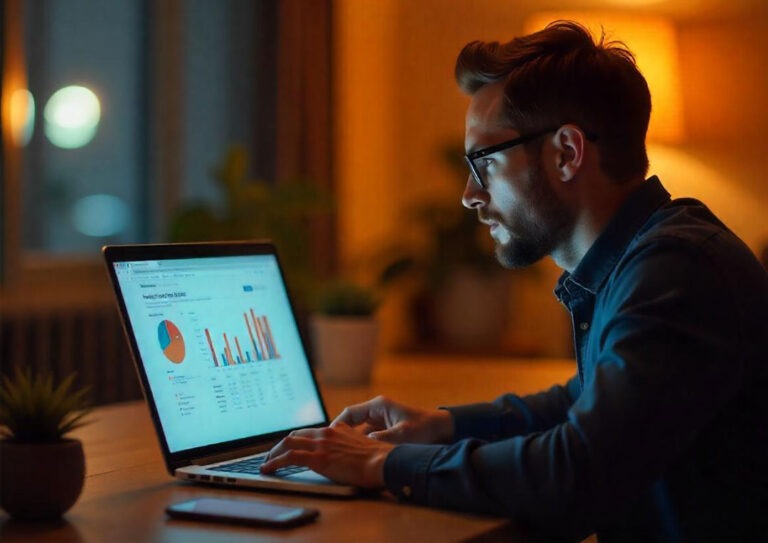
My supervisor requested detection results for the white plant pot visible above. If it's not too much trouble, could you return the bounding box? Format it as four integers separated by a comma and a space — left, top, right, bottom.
310, 315, 379, 385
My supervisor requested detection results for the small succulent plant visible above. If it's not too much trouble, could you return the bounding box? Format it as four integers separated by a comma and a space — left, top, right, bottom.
0, 367, 93, 443
315, 258, 414, 317
315, 281, 380, 317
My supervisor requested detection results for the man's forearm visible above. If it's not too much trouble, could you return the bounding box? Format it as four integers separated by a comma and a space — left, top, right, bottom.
445, 376, 578, 442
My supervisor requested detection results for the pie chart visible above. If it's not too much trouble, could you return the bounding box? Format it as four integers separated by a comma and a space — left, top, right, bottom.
158, 320, 185, 363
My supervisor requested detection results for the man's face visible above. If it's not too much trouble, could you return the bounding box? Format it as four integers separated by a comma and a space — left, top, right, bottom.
462, 82, 575, 268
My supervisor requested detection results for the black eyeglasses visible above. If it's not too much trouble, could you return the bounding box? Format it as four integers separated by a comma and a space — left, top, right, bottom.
464, 129, 555, 189
464, 128, 597, 189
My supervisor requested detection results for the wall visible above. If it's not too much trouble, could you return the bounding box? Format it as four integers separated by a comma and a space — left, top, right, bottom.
334, 0, 768, 356
666, 16, 768, 251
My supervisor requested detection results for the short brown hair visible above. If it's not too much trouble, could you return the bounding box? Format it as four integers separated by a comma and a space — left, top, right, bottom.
455, 21, 651, 184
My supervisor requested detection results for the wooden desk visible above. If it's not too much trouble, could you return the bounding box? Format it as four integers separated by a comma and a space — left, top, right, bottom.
0, 355, 575, 542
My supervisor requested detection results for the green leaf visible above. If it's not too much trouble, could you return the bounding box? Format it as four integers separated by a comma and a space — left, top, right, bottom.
315, 281, 380, 316
0, 367, 93, 442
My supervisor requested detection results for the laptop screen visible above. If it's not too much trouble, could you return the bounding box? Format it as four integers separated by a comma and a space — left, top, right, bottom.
112, 252, 326, 453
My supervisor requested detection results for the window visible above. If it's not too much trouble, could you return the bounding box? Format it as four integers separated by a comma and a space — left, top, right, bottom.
0, 0, 317, 406
22, 0, 147, 253
2, 0, 279, 280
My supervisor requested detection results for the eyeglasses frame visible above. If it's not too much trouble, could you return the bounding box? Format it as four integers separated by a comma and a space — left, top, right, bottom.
464, 127, 597, 189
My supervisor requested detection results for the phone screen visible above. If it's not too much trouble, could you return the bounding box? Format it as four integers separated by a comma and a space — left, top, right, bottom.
166, 498, 319, 528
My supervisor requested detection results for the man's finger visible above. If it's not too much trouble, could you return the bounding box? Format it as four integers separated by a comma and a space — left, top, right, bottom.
368, 426, 404, 443
260, 449, 315, 474
333, 396, 393, 426
332, 402, 375, 426
359, 422, 377, 435
266, 434, 319, 460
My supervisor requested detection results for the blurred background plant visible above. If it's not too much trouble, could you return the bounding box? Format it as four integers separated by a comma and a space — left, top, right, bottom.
168, 145, 332, 309
406, 145, 499, 289
312, 257, 413, 318
314, 281, 380, 317
394, 143, 543, 350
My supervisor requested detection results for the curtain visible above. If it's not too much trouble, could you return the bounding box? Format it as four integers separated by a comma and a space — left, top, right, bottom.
276, 0, 336, 277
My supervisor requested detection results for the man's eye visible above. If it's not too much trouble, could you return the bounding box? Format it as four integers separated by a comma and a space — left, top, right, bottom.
479, 158, 495, 170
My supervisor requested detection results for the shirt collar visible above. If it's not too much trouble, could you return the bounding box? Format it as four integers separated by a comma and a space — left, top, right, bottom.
555, 176, 670, 302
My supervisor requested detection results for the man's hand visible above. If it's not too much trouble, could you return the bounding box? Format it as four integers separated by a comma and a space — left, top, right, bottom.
332, 395, 455, 444
260, 422, 394, 488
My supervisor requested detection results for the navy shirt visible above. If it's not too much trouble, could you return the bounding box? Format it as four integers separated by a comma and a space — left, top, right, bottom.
383, 177, 768, 541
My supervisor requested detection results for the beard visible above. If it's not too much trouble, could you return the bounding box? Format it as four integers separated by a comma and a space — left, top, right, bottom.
491, 152, 575, 269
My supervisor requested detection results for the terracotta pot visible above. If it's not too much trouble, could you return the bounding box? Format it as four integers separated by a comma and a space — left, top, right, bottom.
310, 315, 379, 385
0, 439, 85, 519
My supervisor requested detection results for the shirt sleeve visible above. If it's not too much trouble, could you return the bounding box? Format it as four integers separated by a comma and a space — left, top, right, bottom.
445, 376, 580, 441
383, 241, 748, 538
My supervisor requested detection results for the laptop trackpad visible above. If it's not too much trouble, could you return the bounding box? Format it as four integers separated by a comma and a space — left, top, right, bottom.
286, 470, 338, 485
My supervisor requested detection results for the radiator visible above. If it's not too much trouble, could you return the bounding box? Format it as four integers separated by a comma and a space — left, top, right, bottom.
0, 305, 143, 406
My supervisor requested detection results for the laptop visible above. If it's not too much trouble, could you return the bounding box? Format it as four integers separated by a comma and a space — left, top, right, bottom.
103, 241, 357, 496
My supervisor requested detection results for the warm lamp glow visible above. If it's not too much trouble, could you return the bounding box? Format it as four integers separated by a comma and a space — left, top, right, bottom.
9, 88, 35, 146
647, 144, 766, 252
524, 13, 685, 144
605, 0, 668, 6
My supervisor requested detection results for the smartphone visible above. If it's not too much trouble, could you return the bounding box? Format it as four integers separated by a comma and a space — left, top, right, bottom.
165, 498, 319, 528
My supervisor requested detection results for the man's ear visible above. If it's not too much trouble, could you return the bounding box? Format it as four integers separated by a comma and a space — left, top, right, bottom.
552, 124, 586, 182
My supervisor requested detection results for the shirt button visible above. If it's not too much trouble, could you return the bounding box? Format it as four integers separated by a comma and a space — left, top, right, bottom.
402, 485, 413, 498
579, 322, 590, 331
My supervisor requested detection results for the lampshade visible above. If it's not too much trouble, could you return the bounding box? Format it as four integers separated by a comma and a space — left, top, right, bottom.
524, 12, 685, 144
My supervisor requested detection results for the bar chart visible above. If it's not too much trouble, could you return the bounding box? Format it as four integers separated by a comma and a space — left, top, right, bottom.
205, 309, 281, 367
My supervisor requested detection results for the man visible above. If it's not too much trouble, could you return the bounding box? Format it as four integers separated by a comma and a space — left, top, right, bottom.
262, 21, 768, 541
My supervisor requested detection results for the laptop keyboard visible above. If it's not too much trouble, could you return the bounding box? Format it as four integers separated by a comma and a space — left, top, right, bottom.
215, 455, 309, 478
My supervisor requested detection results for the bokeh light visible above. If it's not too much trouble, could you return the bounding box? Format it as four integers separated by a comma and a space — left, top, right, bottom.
10, 89, 35, 146
71, 194, 129, 237
44, 85, 101, 149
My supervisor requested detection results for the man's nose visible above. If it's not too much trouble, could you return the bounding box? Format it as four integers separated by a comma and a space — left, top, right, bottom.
462, 176, 489, 209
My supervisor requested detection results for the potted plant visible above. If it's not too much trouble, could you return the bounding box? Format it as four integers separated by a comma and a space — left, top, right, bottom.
168, 145, 331, 312
0, 368, 92, 519
403, 144, 543, 351
406, 190, 509, 349
309, 280, 381, 385
309, 259, 412, 385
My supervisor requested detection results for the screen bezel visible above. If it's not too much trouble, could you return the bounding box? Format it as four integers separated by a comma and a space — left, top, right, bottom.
102, 241, 329, 472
